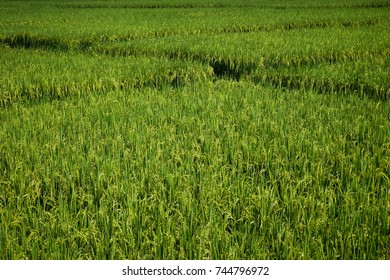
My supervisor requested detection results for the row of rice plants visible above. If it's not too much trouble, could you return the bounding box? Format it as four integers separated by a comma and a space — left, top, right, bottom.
251, 56, 390, 99
2, 25, 388, 103
92, 25, 390, 98
1, 0, 389, 41
0, 46, 212, 106
45, 0, 390, 9
3, 24, 388, 71
94, 25, 389, 68
4, 34, 387, 102
1, 80, 389, 259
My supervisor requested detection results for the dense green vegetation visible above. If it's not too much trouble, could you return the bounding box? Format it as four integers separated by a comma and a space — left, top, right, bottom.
0, 0, 389, 259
